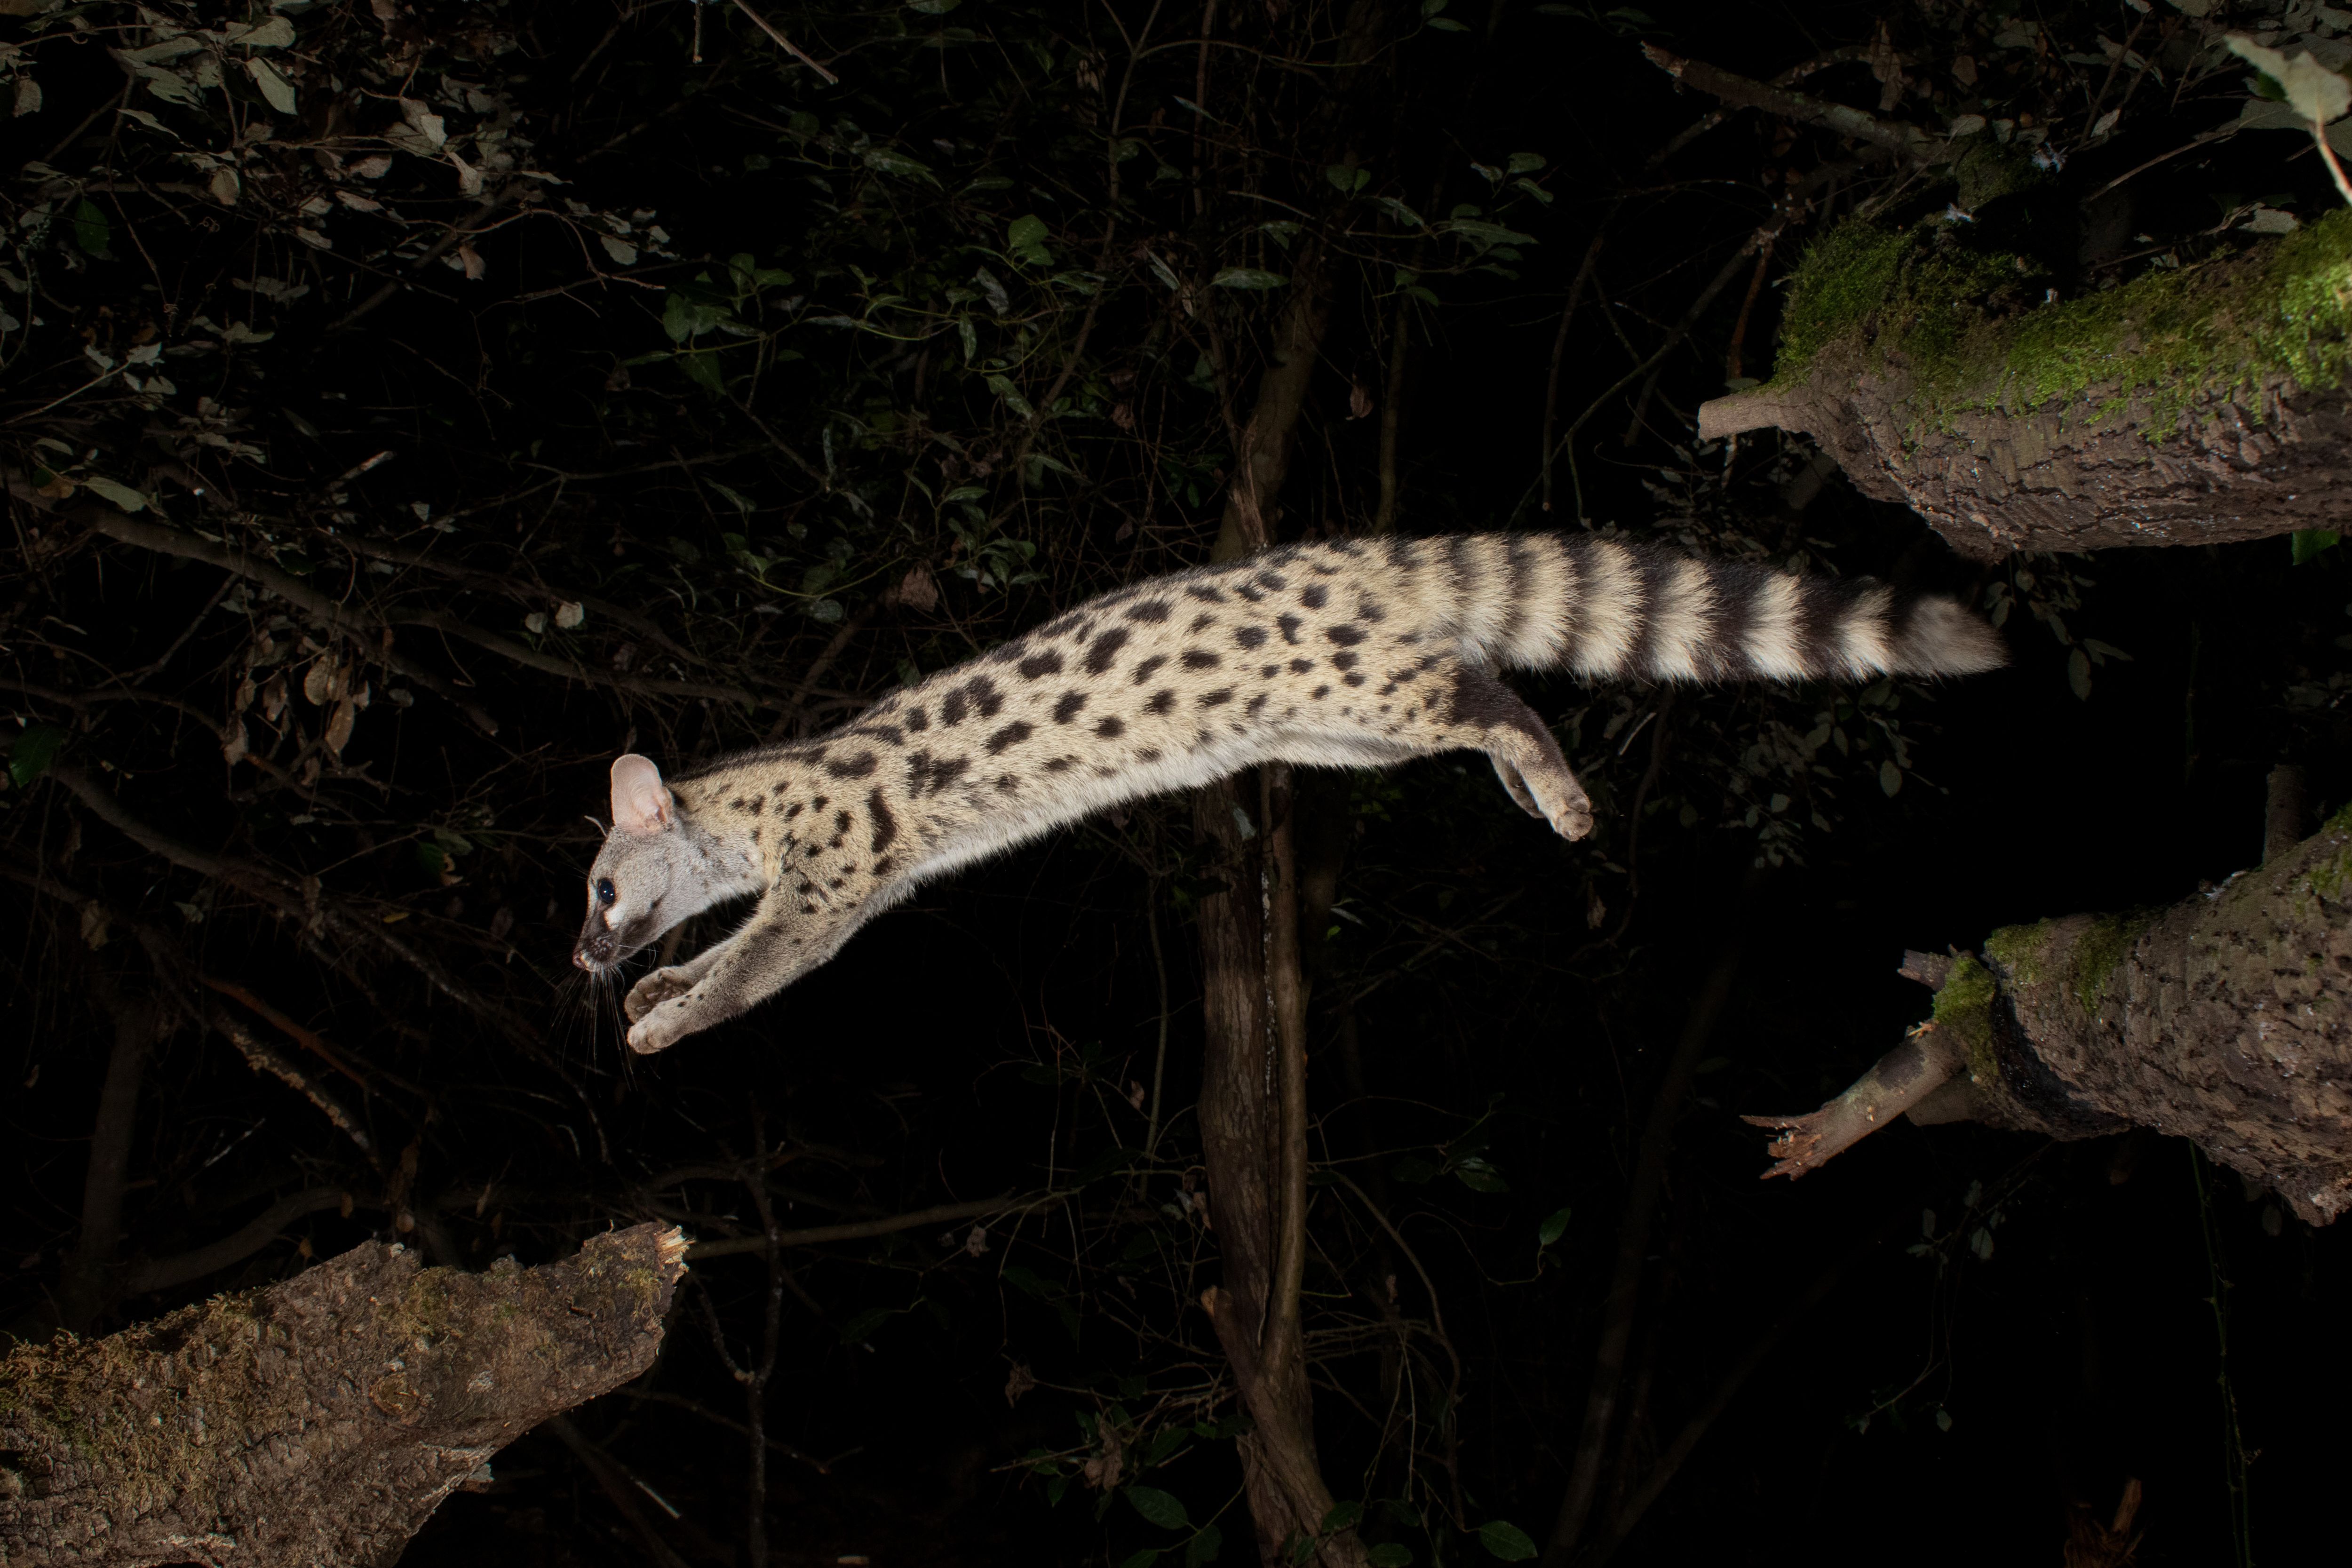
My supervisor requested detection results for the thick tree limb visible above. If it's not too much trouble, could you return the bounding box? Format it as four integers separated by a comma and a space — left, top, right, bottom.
1697, 214, 2352, 557
0, 1225, 688, 1568
1746, 811, 2352, 1225
1643, 45, 1946, 162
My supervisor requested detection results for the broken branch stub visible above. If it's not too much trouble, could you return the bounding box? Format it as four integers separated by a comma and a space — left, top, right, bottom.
1698, 211, 2352, 558
0, 1224, 688, 1568
1746, 812, 2352, 1225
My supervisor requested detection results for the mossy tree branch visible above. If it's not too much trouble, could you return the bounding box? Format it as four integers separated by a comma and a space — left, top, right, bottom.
1747, 809, 2352, 1226
1699, 211, 2352, 557
0, 1225, 688, 1568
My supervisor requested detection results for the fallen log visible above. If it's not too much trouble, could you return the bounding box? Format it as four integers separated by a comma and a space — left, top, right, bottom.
0, 1224, 687, 1568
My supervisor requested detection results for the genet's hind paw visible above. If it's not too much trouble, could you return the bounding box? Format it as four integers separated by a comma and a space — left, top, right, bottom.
625, 965, 695, 1024
1491, 755, 1594, 841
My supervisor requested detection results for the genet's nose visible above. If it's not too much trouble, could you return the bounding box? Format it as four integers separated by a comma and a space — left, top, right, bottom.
575, 936, 613, 970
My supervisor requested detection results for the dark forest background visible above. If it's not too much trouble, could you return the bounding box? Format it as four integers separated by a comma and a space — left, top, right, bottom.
2, 0, 2346, 1563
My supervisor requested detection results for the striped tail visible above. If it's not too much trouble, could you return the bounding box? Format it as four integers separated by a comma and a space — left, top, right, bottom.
1463, 535, 2005, 684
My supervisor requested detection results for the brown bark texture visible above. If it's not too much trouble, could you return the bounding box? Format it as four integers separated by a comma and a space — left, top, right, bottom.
1695, 215, 2352, 559
0, 1224, 687, 1568
1751, 811, 2352, 1225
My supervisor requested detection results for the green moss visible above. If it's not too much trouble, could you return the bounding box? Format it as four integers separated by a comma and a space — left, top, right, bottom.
1982, 920, 2053, 987
1771, 208, 2352, 437
2064, 912, 2153, 1013
1932, 954, 1998, 1076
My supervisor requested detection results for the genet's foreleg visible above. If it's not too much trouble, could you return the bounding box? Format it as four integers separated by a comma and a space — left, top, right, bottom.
1383, 662, 1593, 841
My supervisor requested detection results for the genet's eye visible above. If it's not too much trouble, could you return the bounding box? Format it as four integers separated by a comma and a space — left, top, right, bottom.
596, 878, 616, 905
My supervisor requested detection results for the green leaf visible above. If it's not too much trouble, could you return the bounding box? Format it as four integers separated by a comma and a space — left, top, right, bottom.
1368, 1547, 1415, 1567
1427, 16, 1470, 30
1454, 1158, 1509, 1193
1185, 1524, 1224, 1566
1007, 213, 1050, 251
677, 351, 725, 394
1880, 759, 1903, 796
9, 724, 67, 789
2067, 648, 2093, 702
2292, 527, 2340, 564
2226, 36, 2352, 125
1391, 1155, 1439, 1185
1371, 198, 1426, 229
1442, 219, 1537, 249
69, 199, 112, 259
1325, 164, 1370, 193
985, 373, 1037, 420
1117, 1553, 1162, 1568
908, 0, 962, 11
1126, 1485, 1190, 1529
1538, 1206, 1572, 1246
1320, 1500, 1363, 1533
1211, 267, 1288, 290
862, 146, 939, 183
83, 477, 149, 513
1506, 151, 1547, 174
838, 1305, 892, 1344
227, 16, 297, 48
1478, 1520, 1540, 1561
245, 57, 297, 115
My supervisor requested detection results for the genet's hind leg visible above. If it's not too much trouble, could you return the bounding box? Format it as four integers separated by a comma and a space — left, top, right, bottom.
1337, 657, 1592, 841
1459, 676, 1593, 841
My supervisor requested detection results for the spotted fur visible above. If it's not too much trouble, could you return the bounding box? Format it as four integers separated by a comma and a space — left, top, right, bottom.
575, 533, 2003, 1052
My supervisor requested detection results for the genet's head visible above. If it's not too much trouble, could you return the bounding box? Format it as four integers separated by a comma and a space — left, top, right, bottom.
574, 755, 694, 974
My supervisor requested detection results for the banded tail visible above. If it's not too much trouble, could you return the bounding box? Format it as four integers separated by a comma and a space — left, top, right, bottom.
1425, 533, 2006, 685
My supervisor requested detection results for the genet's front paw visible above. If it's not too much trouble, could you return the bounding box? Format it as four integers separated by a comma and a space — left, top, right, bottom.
626, 996, 691, 1055
624, 966, 696, 1024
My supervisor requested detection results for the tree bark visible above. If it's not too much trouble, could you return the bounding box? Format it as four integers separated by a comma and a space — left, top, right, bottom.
0, 1224, 688, 1568
1695, 214, 2352, 559
1745, 810, 2352, 1226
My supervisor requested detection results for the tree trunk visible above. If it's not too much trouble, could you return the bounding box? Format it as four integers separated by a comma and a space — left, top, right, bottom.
1695, 211, 2352, 559
1745, 809, 2352, 1226
0, 1224, 688, 1568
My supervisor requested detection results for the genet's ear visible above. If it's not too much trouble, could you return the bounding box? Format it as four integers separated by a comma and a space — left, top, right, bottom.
610, 754, 675, 836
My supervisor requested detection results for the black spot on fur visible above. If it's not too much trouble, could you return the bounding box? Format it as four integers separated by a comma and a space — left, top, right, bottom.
1233, 624, 1268, 650
1290, 658, 1314, 674
1181, 649, 1220, 670
1358, 597, 1386, 623
747, 796, 765, 815
1190, 612, 1217, 633
1132, 653, 1168, 684
1199, 688, 1234, 707
907, 751, 971, 796
785, 802, 804, 819
729, 797, 746, 811
1147, 689, 1177, 715
1085, 627, 1132, 675
1125, 598, 1172, 623
1053, 691, 1087, 724
941, 688, 969, 726
1245, 692, 1269, 716
1095, 716, 1125, 739
1326, 624, 1366, 647
1343, 673, 1366, 687
1136, 747, 1162, 762
1277, 613, 1303, 645
849, 724, 904, 746
1184, 584, 1224, 604
1261, 664, 1281, 678
1331, 651, 1359, 671
1312, 684, 1331, 699
987, 721, 1035, 755
868, 789, 897, 854
873, 855, 895, 876
1019, 649, 1065, 679
997, 774, 1021, 793
812, 796, 830, 812
1044, 756, 1073, 773
1300, 584, 1328, 610
826, 751, 879, 779
968, 675, 1004, 718
905, 706, 929, 731
1235, 583, 1264, 604
1255, 570, 1287, 592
